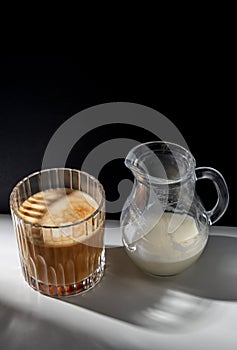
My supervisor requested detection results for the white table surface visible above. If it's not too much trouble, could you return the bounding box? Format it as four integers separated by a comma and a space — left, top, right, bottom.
1, 214, 237, 350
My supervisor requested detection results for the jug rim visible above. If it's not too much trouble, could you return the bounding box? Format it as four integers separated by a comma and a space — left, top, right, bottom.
125, 141, 196, 185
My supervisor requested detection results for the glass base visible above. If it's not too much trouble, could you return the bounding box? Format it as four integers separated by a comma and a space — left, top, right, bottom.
23, 264, 105, 297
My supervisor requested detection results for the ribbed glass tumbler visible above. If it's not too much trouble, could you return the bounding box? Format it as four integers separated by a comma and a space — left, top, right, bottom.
10, 168, 105, 297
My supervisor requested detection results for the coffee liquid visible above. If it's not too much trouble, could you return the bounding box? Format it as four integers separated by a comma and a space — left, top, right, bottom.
17, 189, 104, 296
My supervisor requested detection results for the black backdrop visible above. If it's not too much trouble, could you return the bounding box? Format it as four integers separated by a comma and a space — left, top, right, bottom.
0, 56, 234, 226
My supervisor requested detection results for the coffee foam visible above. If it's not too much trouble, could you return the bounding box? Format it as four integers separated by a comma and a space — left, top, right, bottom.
18, 189, 98, 226
18, 189, 102, 246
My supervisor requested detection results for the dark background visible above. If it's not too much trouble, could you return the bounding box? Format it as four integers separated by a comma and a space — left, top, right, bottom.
0, 55, 234, 226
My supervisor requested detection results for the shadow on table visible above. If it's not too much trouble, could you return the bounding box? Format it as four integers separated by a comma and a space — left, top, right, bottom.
0, 302, 108, 350
65, 234, 237, 332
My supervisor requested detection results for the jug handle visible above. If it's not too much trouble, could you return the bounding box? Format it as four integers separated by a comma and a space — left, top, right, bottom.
195, 167, 229, 225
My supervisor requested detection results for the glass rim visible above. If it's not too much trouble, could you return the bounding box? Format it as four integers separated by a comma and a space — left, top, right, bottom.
125, 141, 196, 185
9, 167, 105, 229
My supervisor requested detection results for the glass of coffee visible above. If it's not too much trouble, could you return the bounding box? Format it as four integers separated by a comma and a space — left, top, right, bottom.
10, 168, 105, 297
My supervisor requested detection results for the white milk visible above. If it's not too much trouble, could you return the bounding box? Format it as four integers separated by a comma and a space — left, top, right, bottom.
124, 212, 208, 276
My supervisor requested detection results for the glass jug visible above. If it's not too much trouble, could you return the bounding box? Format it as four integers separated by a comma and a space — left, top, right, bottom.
120, 141, 229, 276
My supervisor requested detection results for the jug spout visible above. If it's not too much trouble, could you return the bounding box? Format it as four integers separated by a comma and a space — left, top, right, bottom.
124, 145, 149, 181
125, 141, 196, 185
124, 149, 139, 173
125, 142, 170, 184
